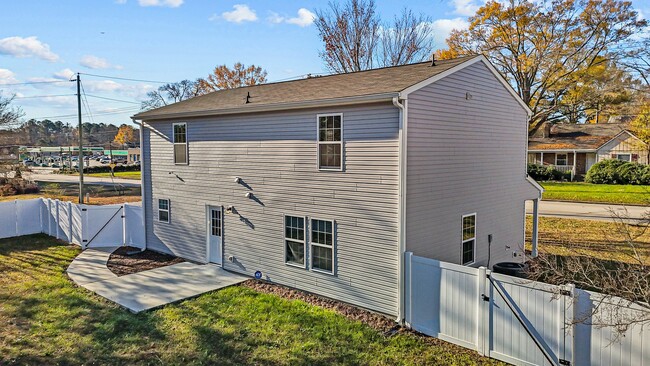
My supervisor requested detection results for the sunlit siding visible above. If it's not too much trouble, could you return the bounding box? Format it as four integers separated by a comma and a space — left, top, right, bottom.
141, 102, 400, 315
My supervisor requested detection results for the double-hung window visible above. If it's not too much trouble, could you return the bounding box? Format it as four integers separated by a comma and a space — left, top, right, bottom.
173, 123, 188, 165
461, 214, 476, 265
310, 218, 335, 274
317, 114, 343, 170
158, 199, 170, 223
616, 153, 631, 162
555, 153, 567, 166
285, 216, 306, 267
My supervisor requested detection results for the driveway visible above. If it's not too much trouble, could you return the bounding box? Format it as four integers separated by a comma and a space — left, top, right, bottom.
526, 200, 648, 223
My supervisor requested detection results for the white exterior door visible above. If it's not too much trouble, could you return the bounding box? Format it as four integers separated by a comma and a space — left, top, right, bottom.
207, 206, 222, 265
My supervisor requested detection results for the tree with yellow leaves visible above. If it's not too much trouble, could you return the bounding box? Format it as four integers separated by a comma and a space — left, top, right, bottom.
197, 63, 267, 94
437, 0, 646, 129
113, 124, 137, 147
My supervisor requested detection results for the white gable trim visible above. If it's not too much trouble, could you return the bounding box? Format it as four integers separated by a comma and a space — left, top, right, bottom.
597, 130, 648, 151
399, 55, 533, 117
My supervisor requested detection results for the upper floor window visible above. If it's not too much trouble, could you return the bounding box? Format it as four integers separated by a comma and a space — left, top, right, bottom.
173, 123, 188, 165
317, 114, 342, 171
462, 214, 476, 265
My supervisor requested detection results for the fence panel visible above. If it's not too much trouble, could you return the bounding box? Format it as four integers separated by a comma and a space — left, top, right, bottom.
0, 201, 18, 239
124, 204, 145, 249
406, 253, 480, 351
16, 199, 42, 236
574, 289, 650, 366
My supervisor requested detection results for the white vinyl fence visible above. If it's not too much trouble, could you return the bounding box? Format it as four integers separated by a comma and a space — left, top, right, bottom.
0, 198, 144, 249
405, 252, 650, 366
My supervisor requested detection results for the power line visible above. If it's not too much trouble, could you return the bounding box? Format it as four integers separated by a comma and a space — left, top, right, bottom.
79, 72, 172, 84
79, 80, 96, 124
85, 94, 141, 105
0, 80, 72, 86
14, 94, 76, 99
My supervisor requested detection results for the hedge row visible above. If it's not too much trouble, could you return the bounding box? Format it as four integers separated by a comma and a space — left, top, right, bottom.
527, 164, 572, 181
56, 164, 141, 174
585, 160, 650, 185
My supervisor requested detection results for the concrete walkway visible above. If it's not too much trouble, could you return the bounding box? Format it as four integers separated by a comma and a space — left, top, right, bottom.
525, 200, 648, 223
67, 247, 247, 313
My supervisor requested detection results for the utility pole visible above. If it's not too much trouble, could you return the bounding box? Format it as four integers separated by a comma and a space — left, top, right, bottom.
76, 73, 84, 204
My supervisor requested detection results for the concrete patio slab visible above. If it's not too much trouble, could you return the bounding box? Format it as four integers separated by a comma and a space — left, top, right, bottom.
67, 247, 247, 313
67, 247, 118, 285
83, 262, 247, 313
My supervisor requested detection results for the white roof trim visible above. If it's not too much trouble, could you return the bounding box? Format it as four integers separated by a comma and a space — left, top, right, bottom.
528, 149, 597, 153
400, 55, 533, 117
526, 176, 544, 197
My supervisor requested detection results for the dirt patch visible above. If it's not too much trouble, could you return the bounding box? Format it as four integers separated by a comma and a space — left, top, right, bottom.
107, 246, 185, 276
241, 280, 397, 333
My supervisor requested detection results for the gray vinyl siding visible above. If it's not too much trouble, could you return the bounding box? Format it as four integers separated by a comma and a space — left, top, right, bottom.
142, 103, 400, 316
405, 61, 539, 266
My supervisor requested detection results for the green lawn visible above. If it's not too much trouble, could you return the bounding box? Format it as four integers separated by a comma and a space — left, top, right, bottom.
541, 182, 650, 205
0, 235, 500, 365
86, 171, 141, 180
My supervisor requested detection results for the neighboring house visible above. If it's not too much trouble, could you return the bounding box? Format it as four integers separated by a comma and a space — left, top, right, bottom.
132, 55, 542, 319
528, 122, 649, 180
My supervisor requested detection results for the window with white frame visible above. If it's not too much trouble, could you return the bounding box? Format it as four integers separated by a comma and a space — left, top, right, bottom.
285, 215, 306, 267
555, 153, 568, 166
461, 214, 476, 265
311, 218, 334, 274
616, 153, 631, 162
173, 123, 188, 165
317, 114, 342, 170
158, 199, 170, 223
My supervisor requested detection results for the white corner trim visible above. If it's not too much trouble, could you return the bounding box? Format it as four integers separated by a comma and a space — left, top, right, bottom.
400, 55, 533, 118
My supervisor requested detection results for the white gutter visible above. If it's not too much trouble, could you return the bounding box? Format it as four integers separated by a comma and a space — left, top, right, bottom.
132, 118, 147, 251
392, 95, 407, 323
133, 92, 398, 121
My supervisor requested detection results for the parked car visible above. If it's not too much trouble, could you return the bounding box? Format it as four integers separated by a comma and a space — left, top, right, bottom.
22, 159, 36, 167
100, 158, 111, 164
133, 160, 141, 166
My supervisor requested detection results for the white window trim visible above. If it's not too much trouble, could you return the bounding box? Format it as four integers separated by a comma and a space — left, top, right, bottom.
172, 122, 188, 165
158, 199, 170, 223
284, 214, 307, 268
309, 218, 336, 275
461, 213, 476, 266
555, 153, 568, 166
615, 153, 632, 161
316, 113, 344, 172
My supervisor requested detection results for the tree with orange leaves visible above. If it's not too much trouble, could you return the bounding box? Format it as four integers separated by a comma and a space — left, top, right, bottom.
197, 63, 267, 94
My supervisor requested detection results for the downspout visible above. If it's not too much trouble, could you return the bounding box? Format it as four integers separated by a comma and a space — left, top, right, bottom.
133, 118, 147, 251
392, 96, 407, 323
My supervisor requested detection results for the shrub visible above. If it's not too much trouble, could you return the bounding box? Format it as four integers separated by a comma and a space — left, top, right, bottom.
0, 178, 39, 196
585, 159, 649, 185
527, 164, 571, 181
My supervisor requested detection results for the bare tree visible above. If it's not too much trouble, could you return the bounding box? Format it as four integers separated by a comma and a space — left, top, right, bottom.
314, 0, 380, 73
378, 9, 434, 67
527, 209, 650, 333
141, 80, 201, 110
197, 62, 267, 94
315, 1, 434, 73
0, 92, 24, 129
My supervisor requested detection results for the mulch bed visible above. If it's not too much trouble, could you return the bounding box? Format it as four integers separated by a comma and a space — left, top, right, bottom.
107, 246, 185, 276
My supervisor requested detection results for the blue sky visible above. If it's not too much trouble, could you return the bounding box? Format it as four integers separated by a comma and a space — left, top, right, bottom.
1, 0, 648, 127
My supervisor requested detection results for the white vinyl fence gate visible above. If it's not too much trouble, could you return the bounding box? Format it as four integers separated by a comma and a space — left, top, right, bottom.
405, 252, 650, 366
0, 198, 144, 249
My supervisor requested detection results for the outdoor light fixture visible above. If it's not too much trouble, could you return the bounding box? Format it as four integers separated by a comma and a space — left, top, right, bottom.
245, 192, 252, 199
234, 176, 241, 183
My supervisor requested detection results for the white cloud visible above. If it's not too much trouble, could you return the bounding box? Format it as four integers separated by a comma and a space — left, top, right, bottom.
269, 8, 315, 27
84, 80, 125, 93
53, 68, 75, 80
80, 55, 122, 70
220, 4, 258, 23
0, 36, 59, 62
0, 69, 19, 85
451, 0, 481, 16
431, 18, 469, 47
138, 0, 183, 7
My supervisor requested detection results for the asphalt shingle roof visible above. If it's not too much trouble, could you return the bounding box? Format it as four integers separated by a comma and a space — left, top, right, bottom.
133, 56, 476, 120
528, 123, 631, 150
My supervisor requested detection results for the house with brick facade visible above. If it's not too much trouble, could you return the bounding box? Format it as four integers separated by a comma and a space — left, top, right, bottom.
528, 121, 649, 180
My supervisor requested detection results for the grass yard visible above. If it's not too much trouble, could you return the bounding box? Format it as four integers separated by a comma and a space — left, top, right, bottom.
525, 216, 650, 264
0, 235, 501, 366
0, 181, 141, 205
86, 171, 141, 180
540, 182, 650, 205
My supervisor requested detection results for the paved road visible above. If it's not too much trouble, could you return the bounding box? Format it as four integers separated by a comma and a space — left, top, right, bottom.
24, 171, 140, 188
526, 200, 648, 223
